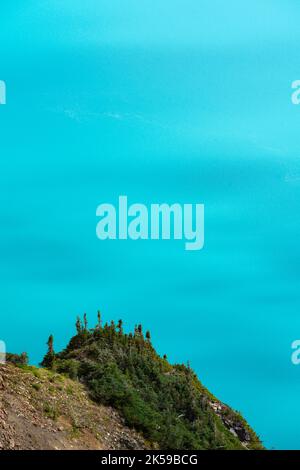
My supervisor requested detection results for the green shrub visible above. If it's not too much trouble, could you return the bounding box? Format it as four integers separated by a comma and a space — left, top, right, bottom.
6, 352, 28, 366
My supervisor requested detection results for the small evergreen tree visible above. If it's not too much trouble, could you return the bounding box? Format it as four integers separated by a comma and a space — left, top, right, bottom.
47, 334, 54, 354
83, 313, 88, 331
41, 335, 55, 369
20, 352, 29, 365
117, 319, 123, 335
97, 310, 102, 328
76, 316, 82, 335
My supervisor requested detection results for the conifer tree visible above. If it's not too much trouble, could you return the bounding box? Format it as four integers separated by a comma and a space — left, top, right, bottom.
20, 352, 28, 365
97, 310, 101, 328
83, 313, 88, 331
47, 334, 54, 354
76, 316, 82, 335
117, 319, 123, 335
137, 324, 143, 337
146, 330, 151, 341
41, 335, 55, 369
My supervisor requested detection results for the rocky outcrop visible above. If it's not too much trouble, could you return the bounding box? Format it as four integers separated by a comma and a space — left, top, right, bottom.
209, 401, 252, 448
0, 364, 149, 450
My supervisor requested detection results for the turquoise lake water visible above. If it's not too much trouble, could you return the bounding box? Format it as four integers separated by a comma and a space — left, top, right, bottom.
1, 1, 300, 449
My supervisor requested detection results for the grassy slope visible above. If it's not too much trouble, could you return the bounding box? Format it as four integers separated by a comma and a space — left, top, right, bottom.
0, 363, 148, 450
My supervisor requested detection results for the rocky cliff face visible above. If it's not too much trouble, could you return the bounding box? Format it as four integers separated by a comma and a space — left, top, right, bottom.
0, 364, 148, 450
